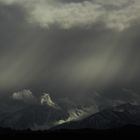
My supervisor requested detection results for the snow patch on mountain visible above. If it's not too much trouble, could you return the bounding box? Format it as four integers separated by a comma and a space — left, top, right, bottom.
55, 106, 99, 125
40, 93, 59, 109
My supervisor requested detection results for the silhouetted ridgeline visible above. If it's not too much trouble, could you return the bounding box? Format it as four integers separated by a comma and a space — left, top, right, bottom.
0, 125, 140, 137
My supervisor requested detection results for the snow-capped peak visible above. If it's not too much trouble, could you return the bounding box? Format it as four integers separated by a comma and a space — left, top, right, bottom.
40, 93, 58, 108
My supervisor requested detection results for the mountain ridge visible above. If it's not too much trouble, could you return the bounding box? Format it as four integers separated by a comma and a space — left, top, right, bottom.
52, 103, 140, 130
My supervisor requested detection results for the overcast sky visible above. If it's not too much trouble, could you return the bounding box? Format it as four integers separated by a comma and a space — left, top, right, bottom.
0, 0, 140, 105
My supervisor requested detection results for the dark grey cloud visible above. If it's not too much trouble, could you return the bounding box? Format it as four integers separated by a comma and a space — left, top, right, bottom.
0, 1, 140, 110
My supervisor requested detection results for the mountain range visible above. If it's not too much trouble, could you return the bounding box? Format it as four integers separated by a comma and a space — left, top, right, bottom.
53, 103, 140, 130
0, 93, 95, 130
0, 93, 140, 131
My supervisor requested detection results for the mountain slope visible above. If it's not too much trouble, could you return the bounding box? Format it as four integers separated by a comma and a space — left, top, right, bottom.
53, 103, 140, 130
0, 94, 94, 130
0, 104, 69, 130
0, 94, 70, 130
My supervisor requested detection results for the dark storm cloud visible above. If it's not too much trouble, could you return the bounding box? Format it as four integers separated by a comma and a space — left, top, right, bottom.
0, 4, 25, 54
0, 0, 140, 108
0, 3, 54, 91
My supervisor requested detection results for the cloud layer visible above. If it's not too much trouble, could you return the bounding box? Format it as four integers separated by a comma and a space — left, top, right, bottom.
0, 0, 140, 106
0, 0, 140, 31
12, 89, 35, 102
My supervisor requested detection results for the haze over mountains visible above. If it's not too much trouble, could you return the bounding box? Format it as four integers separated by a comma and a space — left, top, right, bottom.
0, 89, 98, 130
0, 89, 140, 131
